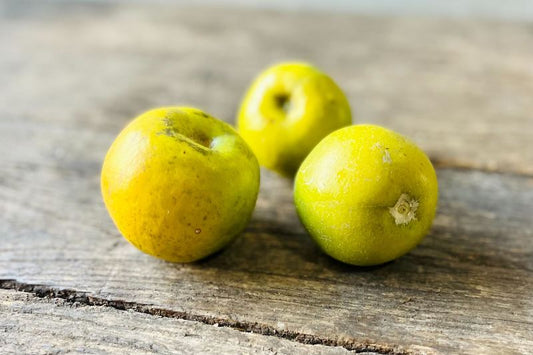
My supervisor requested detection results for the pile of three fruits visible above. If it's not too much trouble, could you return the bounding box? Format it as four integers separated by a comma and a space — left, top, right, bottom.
101, 63, 438, 266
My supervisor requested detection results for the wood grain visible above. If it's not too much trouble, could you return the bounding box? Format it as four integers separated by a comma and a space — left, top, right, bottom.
1, 0, 532, 175
1, 1, 532, 354
0, 289, 355, 355
1, 117, 532, 354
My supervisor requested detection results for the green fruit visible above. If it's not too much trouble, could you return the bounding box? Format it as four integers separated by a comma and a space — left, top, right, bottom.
237, 62, 352, 177
294, 124, 438, 266
101, 107, 260, 262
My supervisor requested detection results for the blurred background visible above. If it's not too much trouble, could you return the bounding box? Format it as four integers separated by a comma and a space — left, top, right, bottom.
2, 0, 532, 174
101, 0, 533, 20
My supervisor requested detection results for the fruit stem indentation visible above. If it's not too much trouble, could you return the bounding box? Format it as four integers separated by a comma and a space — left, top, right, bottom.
160, 117, 213, 152
274, 93, 291, 114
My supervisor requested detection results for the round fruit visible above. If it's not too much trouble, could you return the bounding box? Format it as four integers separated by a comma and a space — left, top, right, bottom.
101, 107, 260, 263
237, 62, 352, 177
294, 124, 438, 266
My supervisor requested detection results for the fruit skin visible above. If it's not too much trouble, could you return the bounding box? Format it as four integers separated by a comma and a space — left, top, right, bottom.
294, 124, 438, 266
101, 107, 260, 263
237, 62, 352, 177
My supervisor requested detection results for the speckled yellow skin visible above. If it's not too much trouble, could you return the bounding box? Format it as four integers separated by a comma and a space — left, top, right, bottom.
294, 125, 438, 266
237, 62, 352, 177
101, 107, 260, 263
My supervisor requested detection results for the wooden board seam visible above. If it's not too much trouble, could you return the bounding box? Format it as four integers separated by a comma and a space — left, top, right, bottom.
0, 279, 413, 355
430, 159, 533, 178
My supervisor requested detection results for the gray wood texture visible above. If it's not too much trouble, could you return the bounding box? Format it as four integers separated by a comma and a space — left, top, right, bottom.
0, 289, 354, 355
2, 1, 533, 175
1, 1, 532, 354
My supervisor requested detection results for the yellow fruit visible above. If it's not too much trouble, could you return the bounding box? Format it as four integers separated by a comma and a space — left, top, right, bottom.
294, 124, 438, 266
237, 62, 352, 177
101, 107, 260, 262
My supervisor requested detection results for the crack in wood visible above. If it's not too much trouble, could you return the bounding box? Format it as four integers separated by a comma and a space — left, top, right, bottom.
0, 279, 413, 355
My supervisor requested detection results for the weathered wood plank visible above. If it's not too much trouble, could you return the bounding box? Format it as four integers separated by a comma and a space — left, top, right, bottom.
1, 1, 532, 174
0, 289, 354, 355
1, 1, 532, 354
0, 118, 532, 354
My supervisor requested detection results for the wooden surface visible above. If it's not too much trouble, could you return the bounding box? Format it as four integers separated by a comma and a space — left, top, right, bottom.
1, 1, 532, 354
0, 289, 354, 354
